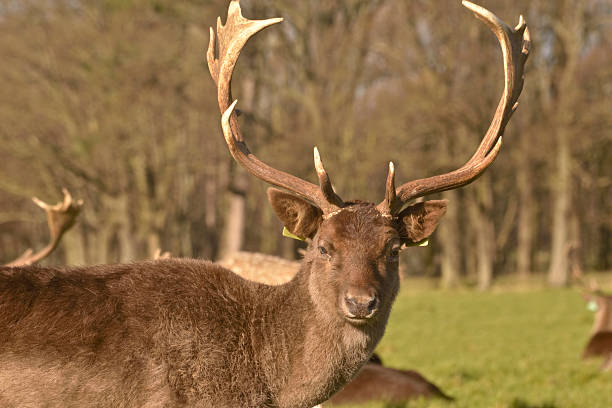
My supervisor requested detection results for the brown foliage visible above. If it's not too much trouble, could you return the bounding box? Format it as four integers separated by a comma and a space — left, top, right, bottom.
0, 0, 610, 286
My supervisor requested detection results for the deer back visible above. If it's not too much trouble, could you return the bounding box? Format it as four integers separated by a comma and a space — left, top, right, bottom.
0, 260, 315, 406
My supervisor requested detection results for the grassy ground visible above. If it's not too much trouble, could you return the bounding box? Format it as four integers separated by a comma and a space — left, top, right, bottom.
347, 280, 611, 408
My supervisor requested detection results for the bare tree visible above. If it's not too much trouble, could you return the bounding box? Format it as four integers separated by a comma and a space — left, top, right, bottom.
546, 0, 588, 286
3, 0, 610, 284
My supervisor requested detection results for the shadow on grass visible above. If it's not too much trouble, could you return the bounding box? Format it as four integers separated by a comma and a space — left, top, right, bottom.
510, 398, 557, 408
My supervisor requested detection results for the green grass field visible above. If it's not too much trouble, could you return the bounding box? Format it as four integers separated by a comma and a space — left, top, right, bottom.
349, 283, 610, 408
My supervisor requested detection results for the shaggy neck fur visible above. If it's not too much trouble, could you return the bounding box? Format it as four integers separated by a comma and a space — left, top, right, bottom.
250, 255, 391, 408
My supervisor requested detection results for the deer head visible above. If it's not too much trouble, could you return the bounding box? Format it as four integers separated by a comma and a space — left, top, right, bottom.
208, 1, 529, 324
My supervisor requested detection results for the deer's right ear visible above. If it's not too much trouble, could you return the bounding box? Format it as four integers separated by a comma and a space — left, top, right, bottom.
267, 188, 323, 239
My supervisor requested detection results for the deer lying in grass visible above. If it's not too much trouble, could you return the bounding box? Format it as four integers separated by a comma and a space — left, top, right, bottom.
0, 1, 528, 406
220, 252, 453, 405
218, 251, 300, 285
325, 353, 452, 406
2, 188, 82, 267
581, 283, 612, 371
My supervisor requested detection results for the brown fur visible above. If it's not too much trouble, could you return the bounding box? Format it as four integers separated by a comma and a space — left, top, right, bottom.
583, 332, 612, 372
583, 332, 612, 358
397, 201, 447, 244
590, 292, 612, 333
0, 196, 446, 408
325, 354, 452, 406
582, 291, 612, 372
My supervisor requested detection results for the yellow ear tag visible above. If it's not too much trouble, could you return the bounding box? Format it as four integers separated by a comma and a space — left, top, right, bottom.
406, 239, 429, 247
282, 227, 306, 241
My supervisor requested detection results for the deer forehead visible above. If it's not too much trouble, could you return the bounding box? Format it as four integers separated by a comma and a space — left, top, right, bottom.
318, 204, 398, 251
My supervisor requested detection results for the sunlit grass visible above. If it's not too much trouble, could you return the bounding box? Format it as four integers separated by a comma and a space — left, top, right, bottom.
342, 282, 610, 408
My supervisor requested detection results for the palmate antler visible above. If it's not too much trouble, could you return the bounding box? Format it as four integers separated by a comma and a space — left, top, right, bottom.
378, 1, 531, 215
207, 1, 343, 216
4, 188, 83, 267
209, 1, 530, 218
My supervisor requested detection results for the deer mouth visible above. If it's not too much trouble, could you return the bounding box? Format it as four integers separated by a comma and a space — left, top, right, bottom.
341, 296, 379, 324
343, 313, 376, 325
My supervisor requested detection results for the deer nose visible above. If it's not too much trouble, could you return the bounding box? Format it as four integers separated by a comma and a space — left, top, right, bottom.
343, 294, 379, 319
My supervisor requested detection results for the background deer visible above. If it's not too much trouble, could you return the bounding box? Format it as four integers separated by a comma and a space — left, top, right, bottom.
571, 249, 612, 372
2, 189, 82, 267
581, 283, 612, 371
325, 353, 452, 406
0, 1, 528, 407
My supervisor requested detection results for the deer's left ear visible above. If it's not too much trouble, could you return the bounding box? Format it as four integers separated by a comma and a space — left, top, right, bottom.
396, 200, 447, 245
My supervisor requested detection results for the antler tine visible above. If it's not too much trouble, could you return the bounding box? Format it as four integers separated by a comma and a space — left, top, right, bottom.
6, 249, 34, 268
153, 248, 171, 260
386, 1, 530, 210
207, 1, 283, 122
4, 188, 83, 267
211, 1, 344, 214
313, 147, 344, 208
377, 162, 401, 216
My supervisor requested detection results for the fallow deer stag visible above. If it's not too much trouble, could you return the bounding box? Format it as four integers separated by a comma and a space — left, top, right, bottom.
2, 188, 82, 267
581, 283, 612, 371
0, 1, 529, 407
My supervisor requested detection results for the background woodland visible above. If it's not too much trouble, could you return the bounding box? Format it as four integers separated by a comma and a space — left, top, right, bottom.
0, 0, 610, 289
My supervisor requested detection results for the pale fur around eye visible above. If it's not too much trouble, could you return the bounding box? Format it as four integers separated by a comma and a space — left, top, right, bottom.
386, 240, 401, 261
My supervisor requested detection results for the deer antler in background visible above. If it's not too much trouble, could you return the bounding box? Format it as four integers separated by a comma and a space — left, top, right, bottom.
4, 188, 83, 267
153, 248, 171, 260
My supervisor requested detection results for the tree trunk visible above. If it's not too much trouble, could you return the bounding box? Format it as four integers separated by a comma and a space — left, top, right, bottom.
219, 76, 255, 258
63, 224, 86, 266
219, 169, 247, 258
516, 147, 534, 278
438, 189, 461, 288
548, 130, 570, 286
547, 0, 585, 287
87, 221, 112, 264
468, 176, 495, 291
147, 232, 161, 259
114, 194, 136, 262
599, 226, 611, 270
201, 177, 218, 260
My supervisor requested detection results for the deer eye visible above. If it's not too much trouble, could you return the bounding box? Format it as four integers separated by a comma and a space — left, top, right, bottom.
317, 240, 333, 259
387, 241, 401, 261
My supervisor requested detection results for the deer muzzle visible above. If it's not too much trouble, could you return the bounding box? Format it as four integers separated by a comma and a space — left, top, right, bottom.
342, 293, 379, 321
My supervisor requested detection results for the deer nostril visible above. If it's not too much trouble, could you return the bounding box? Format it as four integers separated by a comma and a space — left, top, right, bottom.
344, 294, 378, 319
345, 296, 357, 307
367, 297, 378, 313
